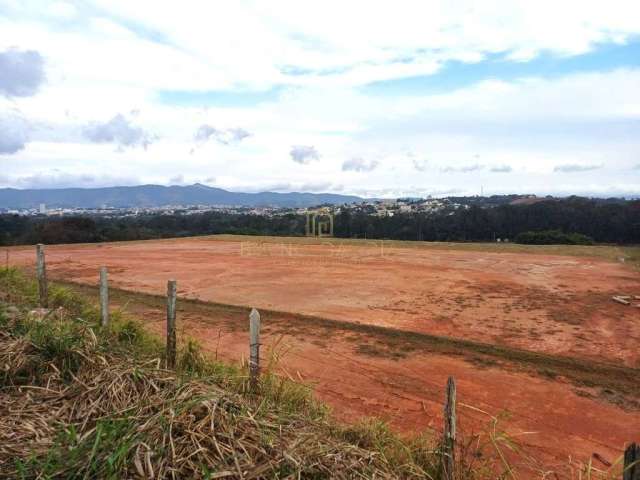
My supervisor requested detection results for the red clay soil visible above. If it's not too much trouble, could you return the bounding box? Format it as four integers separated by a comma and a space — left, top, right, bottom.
9, 236, 640, 366
7, 236, 640, 478
117, 293, 640, 479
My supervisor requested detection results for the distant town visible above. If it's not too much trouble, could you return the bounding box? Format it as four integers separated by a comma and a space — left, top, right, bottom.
1, 195, 537, 218
0, 198, 510, 217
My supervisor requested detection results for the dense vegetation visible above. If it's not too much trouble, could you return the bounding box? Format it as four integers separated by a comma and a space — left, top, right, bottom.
514, 230, 594, 245
332, 197, 639, 244
1, 197, 638, 246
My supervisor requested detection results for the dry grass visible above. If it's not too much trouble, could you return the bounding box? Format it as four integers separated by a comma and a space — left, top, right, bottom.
1, 353, 409, 478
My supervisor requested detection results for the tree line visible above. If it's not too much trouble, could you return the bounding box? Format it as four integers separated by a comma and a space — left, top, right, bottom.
0, 197, 638, 246
335, 198, 640, 243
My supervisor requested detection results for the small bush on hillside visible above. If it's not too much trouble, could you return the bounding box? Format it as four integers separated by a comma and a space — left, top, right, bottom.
515, 230, 595, 245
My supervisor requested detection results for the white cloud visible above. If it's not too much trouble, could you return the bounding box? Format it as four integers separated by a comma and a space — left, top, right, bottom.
0, 113, 29, 154
553, 163, 603, 173
169, 174, 185, 185
101, 1, 640, 89
47, 2, 78, 19
1, 171, 139, 189
83, 114, 152, 150
490, 165, 513, 173
441, 164, 484, 173
412, 157, 428, 172
0, 48, 45, 97
342, 157, 379, 172
2, 0, 639, 93
1, 2, 639, 196
289, 145, 320, 164
194, 125, 251, 145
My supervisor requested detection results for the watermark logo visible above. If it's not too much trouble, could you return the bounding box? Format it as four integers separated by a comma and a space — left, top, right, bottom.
238, 210, 390, 264
305, 210, 333, 237
239, 239, 387, 265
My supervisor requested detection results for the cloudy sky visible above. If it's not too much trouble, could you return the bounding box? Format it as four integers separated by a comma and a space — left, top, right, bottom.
1, 0, 639, 198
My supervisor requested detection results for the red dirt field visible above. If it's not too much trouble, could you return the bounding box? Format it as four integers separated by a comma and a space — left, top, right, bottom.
6, 236, 640, 477
62, 284, 640, 479
9, 235, 640, 366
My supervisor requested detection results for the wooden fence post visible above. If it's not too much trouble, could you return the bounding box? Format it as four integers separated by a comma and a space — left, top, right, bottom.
249, 308, 261, 390
624, 443, 639, 480
166, 280, 177, 369
442, 376, 457, 480
36, 244, 48, 308
99, 267, 109, 327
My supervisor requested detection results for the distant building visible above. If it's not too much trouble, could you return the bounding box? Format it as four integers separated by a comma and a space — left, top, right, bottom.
39, 203, 46, 214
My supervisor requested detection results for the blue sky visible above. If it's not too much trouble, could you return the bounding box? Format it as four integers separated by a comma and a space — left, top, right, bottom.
1, 0, 639, 197
156, 88, 285, 108
363, 40, 640, 97
157, 40, 640, 108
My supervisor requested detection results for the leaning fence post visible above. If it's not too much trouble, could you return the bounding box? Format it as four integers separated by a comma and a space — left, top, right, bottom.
249, 308, 261, 390
166, 280, 177, 369
99, 267, 109, 326
36, 244, 48, 308
624, 442, 639, 480
442, 376, 457, 480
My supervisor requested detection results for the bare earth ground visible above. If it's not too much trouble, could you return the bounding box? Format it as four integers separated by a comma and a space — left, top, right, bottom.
7, 236, 640, 477
55, 285, 640, 478
9, 235, 640, 365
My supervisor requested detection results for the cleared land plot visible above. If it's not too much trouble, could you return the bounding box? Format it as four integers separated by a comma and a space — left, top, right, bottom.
7, 235, 640, 475
8, 235, 640, 366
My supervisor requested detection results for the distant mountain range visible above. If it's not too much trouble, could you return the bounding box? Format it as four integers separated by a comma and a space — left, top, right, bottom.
0, 184, 362, 209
